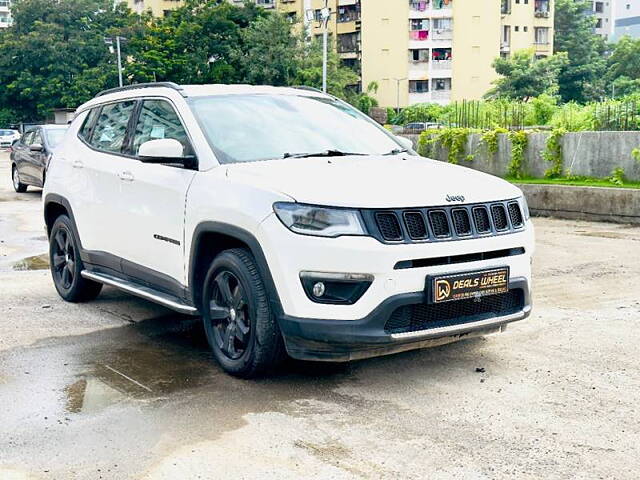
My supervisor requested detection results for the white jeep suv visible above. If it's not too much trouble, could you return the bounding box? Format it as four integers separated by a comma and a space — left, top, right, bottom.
44, 83, 534, 377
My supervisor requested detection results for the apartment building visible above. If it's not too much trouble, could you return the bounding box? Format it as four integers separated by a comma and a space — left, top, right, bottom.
592, 0, 614, 39
0, 0, 12, 29
612, 0, 640, 40
124, 0, 553, 106
361, 0, 553, 107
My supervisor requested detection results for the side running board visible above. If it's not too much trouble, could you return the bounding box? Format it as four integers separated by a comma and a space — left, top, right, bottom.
81, 270, 199, 315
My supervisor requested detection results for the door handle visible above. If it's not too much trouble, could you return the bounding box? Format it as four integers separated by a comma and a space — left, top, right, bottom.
72, 160, 84, 169
118, 171, 134, 182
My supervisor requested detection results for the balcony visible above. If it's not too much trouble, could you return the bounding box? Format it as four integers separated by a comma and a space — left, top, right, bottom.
431, 59, 452, 70
534, 0, 550, 17
431, 89, 451, 101
431, 28, 453, 41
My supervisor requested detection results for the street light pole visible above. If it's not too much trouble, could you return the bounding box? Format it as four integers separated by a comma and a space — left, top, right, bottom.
116, 36, 124, 88
320, 1, 331, 93
104, 36, 127, 88
395, 78, 407, 113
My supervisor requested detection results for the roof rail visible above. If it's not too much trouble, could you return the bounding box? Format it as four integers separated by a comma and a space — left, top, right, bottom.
291, 85, 326, 94
96, 82, 184, 98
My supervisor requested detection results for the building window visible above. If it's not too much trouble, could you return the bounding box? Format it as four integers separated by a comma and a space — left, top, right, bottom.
409, 18, 430, 40
409, 49, 430, 63
433, 78, 452, 91
502, 25, 511, 46
534, 26, 550, 44
409, 80, 429, 93
595, 1, 604, 13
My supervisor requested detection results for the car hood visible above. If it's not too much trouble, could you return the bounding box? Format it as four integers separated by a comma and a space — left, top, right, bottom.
225, 155, 522, 208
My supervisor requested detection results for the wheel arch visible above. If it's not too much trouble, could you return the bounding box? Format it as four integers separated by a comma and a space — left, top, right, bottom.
189, 222, 283, 317
44, 194, 79, 243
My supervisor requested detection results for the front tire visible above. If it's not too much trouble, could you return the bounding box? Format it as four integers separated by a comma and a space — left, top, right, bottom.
12, 165, 27, 193
202, 248, 285, 378
49, 215, 102, 302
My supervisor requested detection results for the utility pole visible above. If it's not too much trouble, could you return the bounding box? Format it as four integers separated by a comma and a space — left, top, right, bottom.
320, 1, 331, 93
395, 78, 407, 113
305, 1, 332, 93
104, 36, 127, 88
116, 36, 124, 88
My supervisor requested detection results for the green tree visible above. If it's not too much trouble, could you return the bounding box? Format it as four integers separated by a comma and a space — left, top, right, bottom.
129, 0, 265, 85
236, 12, 299, 86
486, 50, 568, 101
554, 0, 607, 103
355, 81, 379, 115
294, 37, 359, 100
0, 0, 140, 121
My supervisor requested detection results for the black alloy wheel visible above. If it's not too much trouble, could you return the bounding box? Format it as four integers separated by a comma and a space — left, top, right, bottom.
51, 227, 76, 290
48, 215, 102, 302
202, 248, 285, 377
208, 270, 251, 360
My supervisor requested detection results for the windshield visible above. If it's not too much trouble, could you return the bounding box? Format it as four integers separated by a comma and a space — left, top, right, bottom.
45, 128, 67, 148
0, 130, 16, 136
188, 94, 401, 164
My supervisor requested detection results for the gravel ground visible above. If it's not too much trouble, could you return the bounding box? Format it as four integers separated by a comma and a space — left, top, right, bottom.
1, 151, 639, 480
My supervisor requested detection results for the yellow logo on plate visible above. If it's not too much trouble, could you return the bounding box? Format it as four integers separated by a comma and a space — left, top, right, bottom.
435, 279, 451, 301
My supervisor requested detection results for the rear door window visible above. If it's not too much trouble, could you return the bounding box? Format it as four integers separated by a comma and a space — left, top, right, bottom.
90, 101, 136, 154
79, 108, 99, 142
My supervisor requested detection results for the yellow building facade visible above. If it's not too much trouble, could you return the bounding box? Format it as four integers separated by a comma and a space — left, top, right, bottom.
126, 0, 554, 106
126, 0, 185, 16
361, 0, 554, 107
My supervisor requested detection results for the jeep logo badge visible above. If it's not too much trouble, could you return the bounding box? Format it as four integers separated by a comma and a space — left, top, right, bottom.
446, 195, 465, 203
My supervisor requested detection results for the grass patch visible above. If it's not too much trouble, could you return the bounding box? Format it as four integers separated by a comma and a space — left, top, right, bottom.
509, 176, 640, 189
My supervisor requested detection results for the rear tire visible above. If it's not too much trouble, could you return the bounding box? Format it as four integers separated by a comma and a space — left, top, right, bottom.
49, 215, 102, 302
12, 165, 27, 193
202, 248, 285, 378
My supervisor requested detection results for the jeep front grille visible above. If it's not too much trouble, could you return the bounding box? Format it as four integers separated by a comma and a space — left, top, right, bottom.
403, 211, 428, 240
491, 204, 509, 231
375, 212, 403, 241
507, 201, 524, 228
365, 199, 525, 244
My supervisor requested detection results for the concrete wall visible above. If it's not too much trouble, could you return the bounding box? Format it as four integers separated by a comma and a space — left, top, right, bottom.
520, 184, 640, 225
405, 131, 640, 181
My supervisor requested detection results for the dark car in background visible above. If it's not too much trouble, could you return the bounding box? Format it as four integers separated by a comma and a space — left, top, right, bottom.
10, 125, 68, 193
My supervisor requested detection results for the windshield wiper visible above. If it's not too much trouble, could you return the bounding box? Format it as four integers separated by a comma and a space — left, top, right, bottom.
283, 149, 368, 159
383, 148, 409, 156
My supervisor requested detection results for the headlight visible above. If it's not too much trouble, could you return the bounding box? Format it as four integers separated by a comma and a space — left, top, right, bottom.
273, 203, 367, 238
519, 195, 530, 221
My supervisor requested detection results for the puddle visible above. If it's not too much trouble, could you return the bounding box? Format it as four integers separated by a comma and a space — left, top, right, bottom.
59, 316, 220, 414
65, 377, 127, 414
12, 253, 49, 271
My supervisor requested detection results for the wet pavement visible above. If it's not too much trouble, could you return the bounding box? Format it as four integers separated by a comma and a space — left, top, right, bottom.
1, 152, 640, 479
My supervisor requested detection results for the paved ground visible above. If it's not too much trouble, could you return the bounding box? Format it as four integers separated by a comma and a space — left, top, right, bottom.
1, 151, 639, 480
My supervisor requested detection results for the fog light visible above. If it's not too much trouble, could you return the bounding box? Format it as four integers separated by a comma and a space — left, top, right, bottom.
312, 282, 326, 297
300, 272, 374, 305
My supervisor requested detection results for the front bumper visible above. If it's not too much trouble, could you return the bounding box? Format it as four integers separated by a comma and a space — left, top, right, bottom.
279, 277, 531, 361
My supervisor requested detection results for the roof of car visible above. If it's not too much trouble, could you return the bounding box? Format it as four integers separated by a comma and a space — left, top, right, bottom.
77, 83, 328, 113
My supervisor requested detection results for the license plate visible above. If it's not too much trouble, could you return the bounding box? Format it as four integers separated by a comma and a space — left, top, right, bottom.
430, 267, 510, 303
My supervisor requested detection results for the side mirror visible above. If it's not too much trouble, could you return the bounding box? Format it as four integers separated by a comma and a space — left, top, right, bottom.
394, 135, 414, 152
138, 138, 197, 169
139, 138, 184, 158
30, 143, 44, 152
